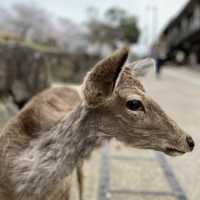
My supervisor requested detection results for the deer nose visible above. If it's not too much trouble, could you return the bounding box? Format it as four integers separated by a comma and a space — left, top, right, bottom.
186, 136, 195, 151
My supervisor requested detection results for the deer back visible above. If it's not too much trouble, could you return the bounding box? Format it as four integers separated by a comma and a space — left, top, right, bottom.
0, 85, 81, 200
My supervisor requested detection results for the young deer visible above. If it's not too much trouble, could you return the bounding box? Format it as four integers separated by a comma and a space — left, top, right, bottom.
0, 47, 194, 200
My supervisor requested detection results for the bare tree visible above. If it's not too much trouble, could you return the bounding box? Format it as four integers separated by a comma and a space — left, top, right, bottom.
55, 17, 88, 52
0, 2, 89, 51
0, 8, 11, 31
7, 2, 54, 43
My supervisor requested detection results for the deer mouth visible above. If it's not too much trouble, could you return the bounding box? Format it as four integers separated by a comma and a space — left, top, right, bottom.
165, 147, 186, 156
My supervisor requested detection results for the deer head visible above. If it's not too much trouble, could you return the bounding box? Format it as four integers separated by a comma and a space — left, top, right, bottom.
82, 47, 194, 156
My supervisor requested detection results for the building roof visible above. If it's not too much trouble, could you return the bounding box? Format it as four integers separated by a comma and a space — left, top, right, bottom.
162, 0, 197, 35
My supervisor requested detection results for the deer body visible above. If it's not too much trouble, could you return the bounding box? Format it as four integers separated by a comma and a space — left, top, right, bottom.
0, 47, 194, 200
0, 86, 82, 200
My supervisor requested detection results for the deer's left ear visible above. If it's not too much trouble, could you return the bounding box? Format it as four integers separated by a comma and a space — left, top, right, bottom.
127, 58, 156, 77
82, 46, 129, 106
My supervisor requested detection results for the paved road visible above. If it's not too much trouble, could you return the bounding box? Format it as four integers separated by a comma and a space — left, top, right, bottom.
76, 67, 200, 200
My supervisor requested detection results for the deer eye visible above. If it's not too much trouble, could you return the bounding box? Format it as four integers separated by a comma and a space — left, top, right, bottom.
126, 100, 144, 111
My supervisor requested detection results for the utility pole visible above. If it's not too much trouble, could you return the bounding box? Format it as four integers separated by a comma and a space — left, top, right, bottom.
146, 2, 158, 46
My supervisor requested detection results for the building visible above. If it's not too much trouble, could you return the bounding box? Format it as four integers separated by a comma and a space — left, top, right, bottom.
157, 0, 200, 65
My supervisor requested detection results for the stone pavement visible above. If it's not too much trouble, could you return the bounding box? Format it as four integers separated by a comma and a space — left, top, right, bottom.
76, 66, 200, 200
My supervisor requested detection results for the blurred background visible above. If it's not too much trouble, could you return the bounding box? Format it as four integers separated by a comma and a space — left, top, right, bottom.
0, 0, 200, 200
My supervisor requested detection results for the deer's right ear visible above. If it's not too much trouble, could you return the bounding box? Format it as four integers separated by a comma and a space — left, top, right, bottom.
82, 47, 129, 106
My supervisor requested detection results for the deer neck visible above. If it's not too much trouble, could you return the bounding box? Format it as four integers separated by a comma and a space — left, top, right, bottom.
47, 103, 102, 173
14, 104, 107, 198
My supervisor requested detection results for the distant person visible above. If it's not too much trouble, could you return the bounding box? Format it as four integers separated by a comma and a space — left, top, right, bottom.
152, 36, 167, 77
156, 57, 163, 75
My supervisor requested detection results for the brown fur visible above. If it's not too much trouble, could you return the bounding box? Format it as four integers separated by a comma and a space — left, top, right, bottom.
0, 86, 81, 200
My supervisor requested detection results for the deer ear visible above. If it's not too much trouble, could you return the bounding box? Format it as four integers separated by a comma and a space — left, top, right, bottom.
127, 58, 156, 77
82, 46, 129, 106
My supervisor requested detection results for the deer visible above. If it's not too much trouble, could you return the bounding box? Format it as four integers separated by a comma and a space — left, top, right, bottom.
0, 47, 195, 200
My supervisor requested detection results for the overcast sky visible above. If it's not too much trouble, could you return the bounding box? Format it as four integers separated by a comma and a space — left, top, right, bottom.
1, 0, 190, 54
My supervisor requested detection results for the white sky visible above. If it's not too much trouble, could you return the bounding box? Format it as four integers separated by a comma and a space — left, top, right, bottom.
1, 0, 190, 54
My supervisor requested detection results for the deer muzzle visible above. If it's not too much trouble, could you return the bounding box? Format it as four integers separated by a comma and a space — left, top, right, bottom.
164, 134, 195, 156
186, 135, 195, 151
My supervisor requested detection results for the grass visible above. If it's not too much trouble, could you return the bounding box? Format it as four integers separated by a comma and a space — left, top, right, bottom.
0, 32, 62, 54
24, 40, 61, 53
